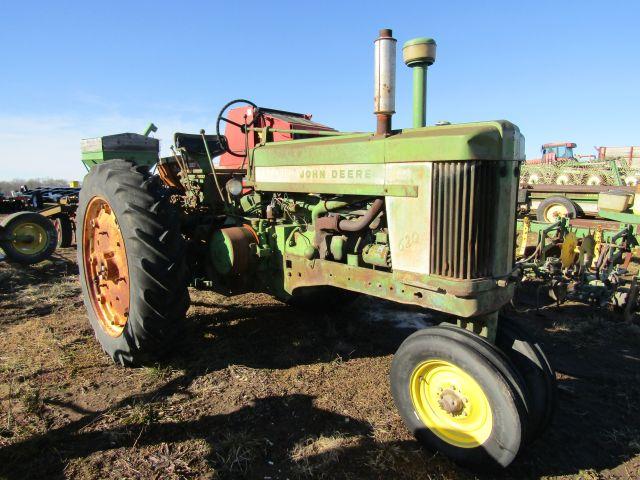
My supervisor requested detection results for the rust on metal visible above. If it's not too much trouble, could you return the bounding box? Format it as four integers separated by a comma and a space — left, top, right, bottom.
438, 388, 465, 415
283, 254, 513, 318
82, 196, 130, 337
376, 114, 392, 136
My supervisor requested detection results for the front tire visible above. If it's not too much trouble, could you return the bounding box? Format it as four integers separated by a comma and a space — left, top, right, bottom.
77, 160, 190, 366
391, 329, 527, 468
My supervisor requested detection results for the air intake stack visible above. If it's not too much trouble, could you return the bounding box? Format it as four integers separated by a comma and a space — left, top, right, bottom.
403, 37, 437, 128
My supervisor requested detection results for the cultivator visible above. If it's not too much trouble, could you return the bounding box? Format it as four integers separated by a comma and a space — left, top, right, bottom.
516, 209, 640, 320
76, 29, 557, 469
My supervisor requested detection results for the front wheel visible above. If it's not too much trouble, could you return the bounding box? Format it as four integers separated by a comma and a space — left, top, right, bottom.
77, 160, 190, 366
391, 328, 528, 468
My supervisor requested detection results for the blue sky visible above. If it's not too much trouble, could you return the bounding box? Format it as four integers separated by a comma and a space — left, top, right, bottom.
1, 0, 638, 180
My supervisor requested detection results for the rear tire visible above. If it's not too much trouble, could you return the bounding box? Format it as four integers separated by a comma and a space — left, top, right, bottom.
390, 328, 527, 469
0, 212, 57, 264
53, 215, 73, 248
77, 160, 190, 366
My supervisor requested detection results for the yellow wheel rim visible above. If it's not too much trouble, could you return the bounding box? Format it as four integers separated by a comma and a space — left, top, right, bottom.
10, 222, 49, 255
543, 203, 568, 223
409, 359, 493, 448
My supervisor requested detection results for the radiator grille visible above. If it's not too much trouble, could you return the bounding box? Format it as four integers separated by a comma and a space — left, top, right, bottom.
430, 161, 496, 279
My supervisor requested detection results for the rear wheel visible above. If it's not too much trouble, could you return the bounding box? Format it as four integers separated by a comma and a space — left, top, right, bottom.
53, 215, 73, 248
77, 160, 190, 366
0, 212, 57, 264
391, 328, 528, 468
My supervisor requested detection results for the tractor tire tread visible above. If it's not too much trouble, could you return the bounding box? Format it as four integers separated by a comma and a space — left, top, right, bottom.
77, 160, 189, 366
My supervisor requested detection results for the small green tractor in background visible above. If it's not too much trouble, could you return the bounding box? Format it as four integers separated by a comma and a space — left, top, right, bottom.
76, 29, 556, 469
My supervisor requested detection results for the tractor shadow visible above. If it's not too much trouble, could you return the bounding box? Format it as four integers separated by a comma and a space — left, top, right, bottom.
0, 391, 378, 479
167, 292, 414, 373
2, 384, 522, 480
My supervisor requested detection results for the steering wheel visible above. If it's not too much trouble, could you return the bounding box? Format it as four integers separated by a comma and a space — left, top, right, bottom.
215, 99, 260, 157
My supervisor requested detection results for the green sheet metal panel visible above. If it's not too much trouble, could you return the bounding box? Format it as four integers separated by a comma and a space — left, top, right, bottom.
80, 133, 159, 170
250, 120, 523, 169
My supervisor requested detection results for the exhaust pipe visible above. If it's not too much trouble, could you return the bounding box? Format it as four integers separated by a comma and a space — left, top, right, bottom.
403, 37, 437, 128
374, 28, 397, 136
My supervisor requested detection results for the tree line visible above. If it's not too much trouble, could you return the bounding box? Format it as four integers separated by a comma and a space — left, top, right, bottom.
0, 178, 75, 196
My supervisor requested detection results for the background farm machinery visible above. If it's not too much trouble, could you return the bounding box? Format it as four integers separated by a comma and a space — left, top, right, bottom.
519, 142, 640, 223
521, 142, 640, 187
0, 184, 80, 248
516, 195, 640, 321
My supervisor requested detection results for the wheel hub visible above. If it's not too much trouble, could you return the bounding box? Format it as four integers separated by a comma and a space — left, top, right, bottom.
544, 204, 568, 223
82, 197, 130, 337
437, 387, 467, 416
11, 222, 48, 254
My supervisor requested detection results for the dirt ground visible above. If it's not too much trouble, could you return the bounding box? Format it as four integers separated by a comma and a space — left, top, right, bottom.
0, 248, 639, 480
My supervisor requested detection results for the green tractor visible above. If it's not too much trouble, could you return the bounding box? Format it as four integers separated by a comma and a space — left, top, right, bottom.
76, 30, 555, 469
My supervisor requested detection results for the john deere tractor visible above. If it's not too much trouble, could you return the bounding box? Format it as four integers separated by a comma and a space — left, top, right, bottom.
76, 30, 556, 469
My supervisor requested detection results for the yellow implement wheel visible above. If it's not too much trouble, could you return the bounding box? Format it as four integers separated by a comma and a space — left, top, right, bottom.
11, 222, 48, 254
536, 196, 578, 223
409, 359, 492, 448
0, 212, 57, 264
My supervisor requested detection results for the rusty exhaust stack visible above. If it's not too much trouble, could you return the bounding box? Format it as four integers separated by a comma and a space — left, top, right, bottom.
374, 28, 397, 136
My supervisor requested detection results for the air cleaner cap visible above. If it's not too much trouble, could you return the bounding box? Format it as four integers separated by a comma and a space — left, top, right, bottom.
403, 37, 437, 66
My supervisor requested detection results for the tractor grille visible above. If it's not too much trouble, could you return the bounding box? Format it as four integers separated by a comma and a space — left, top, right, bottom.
430, 161, 497, 279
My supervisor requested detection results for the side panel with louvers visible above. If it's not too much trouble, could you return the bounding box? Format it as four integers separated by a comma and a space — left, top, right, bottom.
430, 161, 498, 279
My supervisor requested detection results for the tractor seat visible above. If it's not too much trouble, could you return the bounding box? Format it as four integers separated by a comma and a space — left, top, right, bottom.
174, 132, 224, 158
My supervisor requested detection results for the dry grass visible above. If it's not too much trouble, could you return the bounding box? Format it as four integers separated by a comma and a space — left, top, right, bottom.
290, 433, 357, 476
0, 255, 81, 325
213, 430, 265, 475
